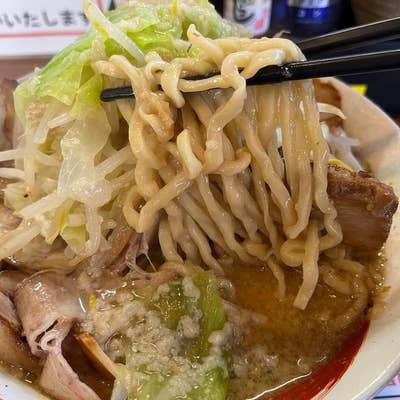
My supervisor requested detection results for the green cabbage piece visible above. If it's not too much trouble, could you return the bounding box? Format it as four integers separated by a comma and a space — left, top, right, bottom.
115, 271, 230, 400
57, 74, 111, 204
192, 271, 226, 357
151, 270, 226, 358
136, 368, 229, 400
14, 0, 243, 123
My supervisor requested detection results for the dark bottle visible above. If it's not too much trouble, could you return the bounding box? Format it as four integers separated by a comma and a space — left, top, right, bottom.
286, 0, 345, 37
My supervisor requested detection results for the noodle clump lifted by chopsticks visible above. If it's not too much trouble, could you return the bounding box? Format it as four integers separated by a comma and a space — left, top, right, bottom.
94, 25, 343, 309
0, 7, 369, 311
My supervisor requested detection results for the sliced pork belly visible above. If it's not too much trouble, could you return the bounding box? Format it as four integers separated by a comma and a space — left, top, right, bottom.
0, 270, 37, 372
108, 230, 141, 274
328, 164, 398, 250
0, 270, 28, 297
313, 79, 398, 248
39, 349, 101, 400
0, 319, 38, 372
0, 290, 20, 330
107, 217, 159, 274
14, 272, 84, 357
103, 222, 134, 267
14, 272, 101, 400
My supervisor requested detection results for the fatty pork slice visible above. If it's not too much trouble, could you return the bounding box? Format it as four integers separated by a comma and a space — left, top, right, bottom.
39, 349, 101, 400
0, 290, 20, 330
14, 272, 101, 400
0, 270, 28, 298
0, 268, 38, 371
328, 164, 398, 250
14, 272, 84, 357
0, 318, 38, 372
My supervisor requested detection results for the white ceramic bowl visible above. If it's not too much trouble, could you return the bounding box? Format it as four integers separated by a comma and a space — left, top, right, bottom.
323, 79, 400, 400
0, 78, 399, 400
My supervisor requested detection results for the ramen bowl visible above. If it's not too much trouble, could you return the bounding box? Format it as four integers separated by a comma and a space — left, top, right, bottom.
0, 78, 399, 400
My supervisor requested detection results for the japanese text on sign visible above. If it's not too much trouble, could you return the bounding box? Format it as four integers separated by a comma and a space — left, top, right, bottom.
0, 10, 88, 30
0, 0, 109, 58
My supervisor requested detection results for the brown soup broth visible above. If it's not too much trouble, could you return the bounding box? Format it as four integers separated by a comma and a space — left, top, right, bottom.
0, 252, 383, 400
226, 262, 372, 399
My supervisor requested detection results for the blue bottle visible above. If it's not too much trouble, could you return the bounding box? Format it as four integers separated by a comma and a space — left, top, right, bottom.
286, 0, 344, 37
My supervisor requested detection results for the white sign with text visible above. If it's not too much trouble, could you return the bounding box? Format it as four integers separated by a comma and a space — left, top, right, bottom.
0, 0, 112, 58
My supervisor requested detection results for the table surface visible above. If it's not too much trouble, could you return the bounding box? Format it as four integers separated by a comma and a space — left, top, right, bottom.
0, 58, 49, 80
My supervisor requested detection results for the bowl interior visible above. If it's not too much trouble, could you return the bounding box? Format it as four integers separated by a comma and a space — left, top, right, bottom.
0, 79, 399, 400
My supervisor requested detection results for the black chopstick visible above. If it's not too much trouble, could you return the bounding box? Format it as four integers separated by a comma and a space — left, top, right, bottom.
100, 50, 400, 102
298, 17, 400, 57
100, 17, 400, 102
102, 86, 134, 102
245, 49, 400, 85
